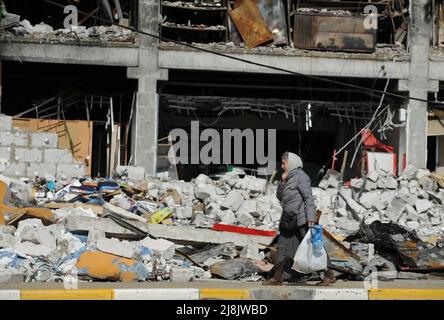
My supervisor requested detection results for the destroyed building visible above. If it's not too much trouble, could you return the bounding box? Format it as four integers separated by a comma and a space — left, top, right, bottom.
1, 0, 443, 179
0, 0, 444, 286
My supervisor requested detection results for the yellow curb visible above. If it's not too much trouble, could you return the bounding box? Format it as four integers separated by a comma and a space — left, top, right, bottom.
21, 289, 115, 300
369, 289, 444, 300
200, 288, 251, 300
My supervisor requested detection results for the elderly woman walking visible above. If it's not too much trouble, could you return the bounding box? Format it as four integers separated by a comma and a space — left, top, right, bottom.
263, 152, 336, 286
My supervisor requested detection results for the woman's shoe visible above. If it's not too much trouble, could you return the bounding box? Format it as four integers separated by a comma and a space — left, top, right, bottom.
262, 277, 283, 286
316, 269, 337, 286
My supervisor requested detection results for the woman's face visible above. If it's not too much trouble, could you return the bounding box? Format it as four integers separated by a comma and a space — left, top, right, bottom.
282, 157, 288, 172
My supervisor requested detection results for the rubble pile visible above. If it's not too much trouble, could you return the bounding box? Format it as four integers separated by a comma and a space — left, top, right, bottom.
1, 156, 443, 284
3, 20, 136, 43
314, 166, 444, 240
0, 169, 282, 284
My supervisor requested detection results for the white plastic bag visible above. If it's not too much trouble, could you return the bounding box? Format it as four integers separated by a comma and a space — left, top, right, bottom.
291, 230, 328, 273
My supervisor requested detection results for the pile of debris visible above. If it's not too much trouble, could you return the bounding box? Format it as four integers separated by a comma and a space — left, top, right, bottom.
1, 161, 444, 284
314, 166, 444, 241
0, 169, 283, 284
2, 19, 136, 43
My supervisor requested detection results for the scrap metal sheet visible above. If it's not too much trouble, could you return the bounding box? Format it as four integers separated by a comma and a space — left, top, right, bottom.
229, 0, 273, 48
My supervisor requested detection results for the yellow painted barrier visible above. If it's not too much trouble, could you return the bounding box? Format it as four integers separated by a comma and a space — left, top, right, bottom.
369, 289, 444, 300
200, 288, 251, 300
21, 289, 114, 300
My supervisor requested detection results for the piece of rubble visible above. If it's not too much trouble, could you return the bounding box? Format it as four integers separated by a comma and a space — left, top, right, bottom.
209, 257, 267, 280
236, 211, 256, 227
103, 202, 147, 223
171, 267, 194, 282
189, 243, 237, 264
350, 242, 374, 263
87, 229, 106, 247
367, 171, 380, 182
148, 224, 274, 248
76, 251, 148, 282
65, 215, 148, 236
240, 244, 263, 260
194, 183, 216, 200
140, 237, 175, 260
419, 176, 438, 192
415, 199, 433, 214
401, 164, 417, 180
339, 190, 366, 219
221, 190, 244, 211
415, 168, 431, 181
175, 206, 193, 219
364, 181, 377, 191
335, 217, 360, 232
350, 178, 364, 189
0, 269, 25, 284
96, 238, 139, 259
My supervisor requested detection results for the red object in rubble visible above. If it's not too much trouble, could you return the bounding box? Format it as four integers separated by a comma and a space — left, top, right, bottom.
211, 223, 277, 237
360, 128, 394, 153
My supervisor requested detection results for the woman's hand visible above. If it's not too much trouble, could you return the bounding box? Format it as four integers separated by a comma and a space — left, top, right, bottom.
282, 172, 288, 182
308, 221, 315, 228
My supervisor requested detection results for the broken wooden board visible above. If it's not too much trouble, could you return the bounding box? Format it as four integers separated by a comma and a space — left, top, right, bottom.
323, 228, 364, 275
148, 224, 274, 248
229, 0, 273, 48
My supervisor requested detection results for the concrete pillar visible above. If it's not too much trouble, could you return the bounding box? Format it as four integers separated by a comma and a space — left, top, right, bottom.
406, 0, 433, 169
131, 0, 160, 175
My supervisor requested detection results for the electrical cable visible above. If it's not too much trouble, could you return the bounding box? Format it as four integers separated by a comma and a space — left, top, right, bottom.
43, 0, 444, 107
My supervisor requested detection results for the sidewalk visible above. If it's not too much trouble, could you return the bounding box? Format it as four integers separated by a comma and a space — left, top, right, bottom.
1, 279, 443, 300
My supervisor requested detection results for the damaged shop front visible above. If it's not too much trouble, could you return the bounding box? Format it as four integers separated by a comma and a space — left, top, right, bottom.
160, 0, 409, 53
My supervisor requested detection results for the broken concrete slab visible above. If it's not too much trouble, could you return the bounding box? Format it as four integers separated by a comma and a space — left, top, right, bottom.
97, 238, 139, 259
64, 215, 149, 235
147, 224, 273, 249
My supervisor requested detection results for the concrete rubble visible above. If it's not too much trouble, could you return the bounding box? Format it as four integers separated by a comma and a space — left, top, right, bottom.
2, 19, 136, 43
314, 167, 444, 242
1, 117, 443, 285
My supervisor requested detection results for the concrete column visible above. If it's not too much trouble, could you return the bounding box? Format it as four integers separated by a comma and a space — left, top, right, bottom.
406, 0, 433, 169
131, 0, 160, 175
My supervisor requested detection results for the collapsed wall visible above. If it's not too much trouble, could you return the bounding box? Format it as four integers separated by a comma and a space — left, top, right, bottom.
0, 114, 86, 179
